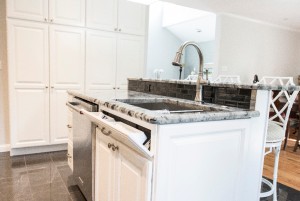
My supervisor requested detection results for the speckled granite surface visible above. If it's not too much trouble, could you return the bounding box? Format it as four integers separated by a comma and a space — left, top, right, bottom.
128, 78, 300, 91
68, 90, 260, 125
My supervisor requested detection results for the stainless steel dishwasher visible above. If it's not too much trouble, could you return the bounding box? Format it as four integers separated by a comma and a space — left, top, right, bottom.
67, 97, 98, 201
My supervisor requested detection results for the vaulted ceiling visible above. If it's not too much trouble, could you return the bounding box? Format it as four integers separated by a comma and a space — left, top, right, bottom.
165, 0, 300, 31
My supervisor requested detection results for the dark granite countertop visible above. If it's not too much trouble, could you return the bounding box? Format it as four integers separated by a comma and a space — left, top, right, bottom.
68, 90, 260, 125
128, 78, 300, 91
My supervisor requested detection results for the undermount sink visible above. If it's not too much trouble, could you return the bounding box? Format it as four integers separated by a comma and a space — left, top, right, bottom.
115, 98, 227, 113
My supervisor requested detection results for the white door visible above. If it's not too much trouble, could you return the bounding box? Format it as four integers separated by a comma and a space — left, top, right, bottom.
86, 30, 117, 92
7, 0, 48, 22
118, 0, 146, 36
116, 142, 152, 201
116, 34, 145, 90
95, 130, 116, 201
49, 25, 85, 144
49, 0, 85, 26
7, 19, 50, 148
86, 0, 118, 31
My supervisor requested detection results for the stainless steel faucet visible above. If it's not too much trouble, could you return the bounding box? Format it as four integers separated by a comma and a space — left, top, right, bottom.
172, 41, 207, 102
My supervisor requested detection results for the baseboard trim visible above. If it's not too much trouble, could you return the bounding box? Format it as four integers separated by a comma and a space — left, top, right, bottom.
0, 144, 11, 152
10, 144, 67, 156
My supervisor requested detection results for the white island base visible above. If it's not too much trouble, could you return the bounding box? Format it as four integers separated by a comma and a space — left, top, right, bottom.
80, 90, 270, 201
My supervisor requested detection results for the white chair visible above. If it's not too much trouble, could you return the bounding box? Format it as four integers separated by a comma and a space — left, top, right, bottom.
213, 75, 241, 84
259, 76, 298, 201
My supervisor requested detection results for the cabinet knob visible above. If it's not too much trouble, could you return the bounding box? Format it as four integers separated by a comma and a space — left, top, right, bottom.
117, 87, 120, 90
51, 86, 54, 89
67, 124, 72, 128
44, 18, 47, 22
118, 28, 122, 32
112, 145, 119, 151
114, 28, 118, 31
108, 143, 112, 149
50, 19, 53, 23
113, 87, 116, 90
67, 153, 72, 158
45, 86, 49, 89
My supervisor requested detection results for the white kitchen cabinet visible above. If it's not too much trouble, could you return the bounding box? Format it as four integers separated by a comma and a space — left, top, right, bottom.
118, 0, 146, 36
49, 25, 85, 144
7, 19, 50, 148
49, 0, 85, 27
7, 0, 85, 26
86, 0, 146, 35
86, 0, 118, 32
95, 129, 152, 201
86, 30, 145, 93
116, 34, 145, 90
95, 131, 116, 201
7, 0, 48, 22
7, 19, 85, 148
86, 30, 117, 91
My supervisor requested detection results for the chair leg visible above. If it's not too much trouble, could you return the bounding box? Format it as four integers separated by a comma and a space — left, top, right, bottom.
293, 129, 300, 152
283, 121, 290, 150
272, 146, 281, 201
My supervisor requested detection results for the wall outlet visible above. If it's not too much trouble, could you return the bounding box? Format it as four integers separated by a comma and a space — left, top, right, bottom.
221, 66, 228, 72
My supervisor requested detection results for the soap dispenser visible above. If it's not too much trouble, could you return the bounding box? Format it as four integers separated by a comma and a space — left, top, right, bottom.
253, 74, 259, 84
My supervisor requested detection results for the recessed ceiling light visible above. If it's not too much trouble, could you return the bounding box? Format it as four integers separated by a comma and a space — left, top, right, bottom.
196, 29, 202, 33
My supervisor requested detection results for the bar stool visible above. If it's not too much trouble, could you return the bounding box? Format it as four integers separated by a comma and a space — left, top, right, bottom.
213, 75, 241, 84
258, 77, 299, 201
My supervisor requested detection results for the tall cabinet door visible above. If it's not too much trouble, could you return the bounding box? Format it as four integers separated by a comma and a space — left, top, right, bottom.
7, 19, 50, 148
7, 0, 48, 22
86, 0, 118, 31
116, 34, 145, 90
118, 0, 146, 36
116, 142, 152, 201
86, 30, 117, 92
49, 25, 85, 144
95, 131, 116, 201
49, 0, 86, 26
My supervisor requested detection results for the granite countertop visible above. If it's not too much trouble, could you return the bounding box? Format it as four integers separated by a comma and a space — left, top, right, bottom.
68, 90, 260, 125
128, 78, 300, 91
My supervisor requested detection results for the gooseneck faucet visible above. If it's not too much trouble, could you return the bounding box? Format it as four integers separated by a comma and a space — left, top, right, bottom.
172, 41, 207, 102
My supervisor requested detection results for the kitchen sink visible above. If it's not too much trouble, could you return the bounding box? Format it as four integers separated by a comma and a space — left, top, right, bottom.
115, 98, 226, 113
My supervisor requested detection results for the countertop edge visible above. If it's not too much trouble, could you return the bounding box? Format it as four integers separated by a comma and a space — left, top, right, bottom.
67, 90, 260, 125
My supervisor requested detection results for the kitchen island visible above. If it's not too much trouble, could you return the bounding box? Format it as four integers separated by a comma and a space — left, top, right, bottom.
67, 81, 283, 201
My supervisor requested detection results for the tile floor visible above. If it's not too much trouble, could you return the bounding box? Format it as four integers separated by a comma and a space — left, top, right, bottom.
0, 150, 299, 201
0, 151, 86, 201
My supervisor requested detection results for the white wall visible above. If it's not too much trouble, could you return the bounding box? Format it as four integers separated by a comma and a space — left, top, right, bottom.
215, 14, 300, 84
0, 0, 9, 149
146, 1, 183, 79
184, 40, 215, 78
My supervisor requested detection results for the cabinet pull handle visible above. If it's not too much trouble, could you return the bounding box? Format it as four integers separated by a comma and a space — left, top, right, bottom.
67, 124, 72, 128
113, 87, 116, 89
51, 86, 54, 89
112, 145, 119, 151
45, 86, 49, 89
101, 127, 111, 136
